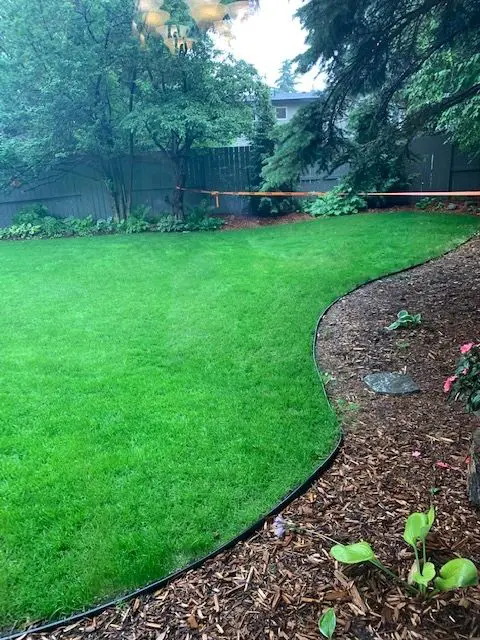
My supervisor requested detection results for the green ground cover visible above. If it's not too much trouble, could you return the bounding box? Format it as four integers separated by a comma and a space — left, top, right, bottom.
1, 212, 478, 629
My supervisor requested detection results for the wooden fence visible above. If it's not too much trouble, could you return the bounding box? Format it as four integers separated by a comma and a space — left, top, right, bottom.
0, 136, 478, 226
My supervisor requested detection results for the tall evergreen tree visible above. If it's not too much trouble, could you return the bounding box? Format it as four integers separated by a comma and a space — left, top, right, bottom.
249, 87, 276, 213
263, 0, 480, 190
275, 60, 299, 94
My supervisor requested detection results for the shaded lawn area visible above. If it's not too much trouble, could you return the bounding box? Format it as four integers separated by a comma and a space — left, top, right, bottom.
1, 212, 479, 630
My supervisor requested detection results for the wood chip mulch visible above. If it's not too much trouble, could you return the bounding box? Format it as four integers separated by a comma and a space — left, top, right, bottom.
218, 206, 480, 231
26, 237, 480, 640
218, 213, 314, 230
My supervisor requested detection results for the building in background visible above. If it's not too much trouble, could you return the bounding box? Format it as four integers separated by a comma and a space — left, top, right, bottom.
270, 90, 317, 124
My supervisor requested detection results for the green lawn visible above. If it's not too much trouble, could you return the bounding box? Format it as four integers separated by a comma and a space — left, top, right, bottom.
1, 212, 478, 630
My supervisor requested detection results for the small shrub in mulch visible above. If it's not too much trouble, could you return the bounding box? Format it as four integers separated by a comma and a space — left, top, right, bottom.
445, 342, 480, 414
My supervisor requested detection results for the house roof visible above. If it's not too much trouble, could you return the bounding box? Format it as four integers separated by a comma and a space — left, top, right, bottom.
270, 90, 319, 103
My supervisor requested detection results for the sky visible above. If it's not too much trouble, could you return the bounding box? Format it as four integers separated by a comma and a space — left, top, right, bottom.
227, 0, 324, 91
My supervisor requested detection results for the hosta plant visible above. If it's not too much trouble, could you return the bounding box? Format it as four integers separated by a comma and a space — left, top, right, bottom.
444, 343, 480, 413
330, 507, 478, 597
415, 197, 443, 211
318, 608, 336, 639
305, 187, 367, 217
386, 310, 422, 331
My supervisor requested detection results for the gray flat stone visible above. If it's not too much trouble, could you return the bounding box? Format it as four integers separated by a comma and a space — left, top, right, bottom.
364, 372, 420, 395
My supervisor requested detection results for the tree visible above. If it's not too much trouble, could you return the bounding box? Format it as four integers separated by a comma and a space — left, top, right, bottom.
275, 60, 299, 94
263, 0, 480, 190
0, 0, 142, 220
248, 86, 296, 215
248, 86, 276, 214
404, 48, 480, 155
249, 88, 276, 190
129, 37, 260, 219
0, 0, 260, 220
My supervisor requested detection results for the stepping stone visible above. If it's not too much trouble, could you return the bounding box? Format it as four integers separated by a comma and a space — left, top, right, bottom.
364, 372, 420, 396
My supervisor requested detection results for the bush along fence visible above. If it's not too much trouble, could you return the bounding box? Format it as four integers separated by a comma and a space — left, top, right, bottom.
0, 203, 223, 241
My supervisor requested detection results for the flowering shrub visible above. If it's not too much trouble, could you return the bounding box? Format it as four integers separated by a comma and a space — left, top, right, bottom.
444, 343, 480, 413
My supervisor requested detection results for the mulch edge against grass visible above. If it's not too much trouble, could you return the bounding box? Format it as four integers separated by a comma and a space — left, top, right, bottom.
312, 237, 480, 639
1, 440, 342, 640
3, 379, 345, 637
4, 233, 479, 640
218, 207, 480, 231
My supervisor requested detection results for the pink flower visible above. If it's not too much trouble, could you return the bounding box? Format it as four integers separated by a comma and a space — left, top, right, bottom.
443, 375, 457, 393
436, 461, 450, 469
460, 343, 475, 354
412, 451, 421, 458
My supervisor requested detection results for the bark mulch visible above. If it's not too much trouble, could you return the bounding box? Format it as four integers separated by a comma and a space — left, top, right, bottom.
218, 213, 313, 230
26, 237, 480, 640
218, 205, 480, 232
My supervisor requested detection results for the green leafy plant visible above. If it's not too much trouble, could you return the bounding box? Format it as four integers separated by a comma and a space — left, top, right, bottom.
0, 222, 42, 240
187, 216, 224, 232
415, 197, 443, 211
403, 506, 435, 594
434, 559, 479, 592
305, 187, 367, 218
320, 372, 336, 385
444, 342, 480, 413
330, 507, 478, 597
63, 215, 96, 236
39, 216, 67, 238
386, 310, 422, 331
154, 215, 187, 233
0, 209, 225, 242
257, 197, 275, 216
95, 217, 118, 234
185, 201, 225, 232
256, 196, 292, 217
131, 204, 153, 221
13, 203, 51, 225
123, 215, 150, 234
318, 608, 336, 639
330, 541, 399, 583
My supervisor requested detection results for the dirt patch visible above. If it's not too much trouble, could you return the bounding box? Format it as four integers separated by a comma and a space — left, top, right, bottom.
24, 238, 480, 640
218, 213, 314, 230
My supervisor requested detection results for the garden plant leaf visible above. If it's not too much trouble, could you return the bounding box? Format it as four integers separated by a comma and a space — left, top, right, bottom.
319, 608, 336, 639
435, 559, 479, 592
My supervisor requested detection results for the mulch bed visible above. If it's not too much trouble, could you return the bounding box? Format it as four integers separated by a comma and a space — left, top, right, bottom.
218, 205, 480, 231
218, 213, 313, 230
26, 238, 480, 640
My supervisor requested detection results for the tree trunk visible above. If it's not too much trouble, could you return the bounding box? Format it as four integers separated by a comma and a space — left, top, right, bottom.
104, 158, 132, 222
172, 156, 187, 221
468, 427, 480, 507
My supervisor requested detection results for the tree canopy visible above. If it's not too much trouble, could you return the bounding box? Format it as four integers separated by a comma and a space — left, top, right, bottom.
0, 0, 261, 219
263, 0, 480, 190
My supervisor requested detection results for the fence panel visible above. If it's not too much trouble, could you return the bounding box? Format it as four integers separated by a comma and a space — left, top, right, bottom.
0, 139, 478, 226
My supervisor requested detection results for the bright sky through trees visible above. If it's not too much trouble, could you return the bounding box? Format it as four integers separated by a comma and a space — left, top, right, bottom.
223, 0, 324, 91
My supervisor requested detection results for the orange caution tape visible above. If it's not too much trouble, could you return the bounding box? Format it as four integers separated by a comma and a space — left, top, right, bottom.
176, 186, 480, 208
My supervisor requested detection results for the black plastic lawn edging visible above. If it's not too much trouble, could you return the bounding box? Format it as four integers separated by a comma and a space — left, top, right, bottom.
2, 233, 476, 640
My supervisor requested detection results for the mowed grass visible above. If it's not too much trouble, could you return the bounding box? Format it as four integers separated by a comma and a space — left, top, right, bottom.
1, 212, 478, 629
